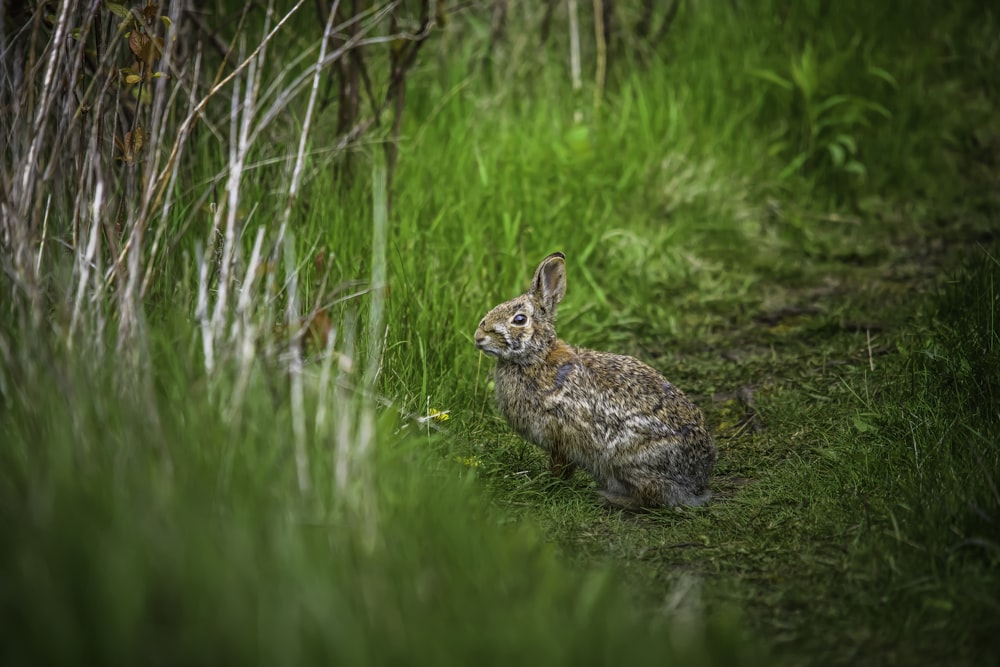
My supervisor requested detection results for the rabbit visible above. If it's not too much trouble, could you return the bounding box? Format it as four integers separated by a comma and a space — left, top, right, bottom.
474, 252, 716, 509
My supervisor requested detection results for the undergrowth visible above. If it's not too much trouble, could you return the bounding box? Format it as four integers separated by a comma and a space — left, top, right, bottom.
1, 0, 998, 664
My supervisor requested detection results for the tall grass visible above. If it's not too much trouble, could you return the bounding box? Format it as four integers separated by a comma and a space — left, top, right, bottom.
0, 1, 762, 662
2, 0, 998, 663
1, 312, 771, 665
884, 249, 1000, 579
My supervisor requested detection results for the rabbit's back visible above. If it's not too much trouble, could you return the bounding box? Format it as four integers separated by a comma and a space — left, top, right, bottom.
493, 341, 716, 506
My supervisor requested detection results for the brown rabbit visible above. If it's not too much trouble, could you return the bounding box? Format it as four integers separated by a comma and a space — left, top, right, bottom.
474, 252, 716, 509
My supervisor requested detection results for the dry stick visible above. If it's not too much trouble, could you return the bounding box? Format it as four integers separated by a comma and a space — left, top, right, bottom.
137, 0, 186, 225
16, 0, 73, 219
866, 328, 874, 371
257, 1, 388, 113
280, 0, 341, 233
273, 4, 341, 466
314, 318, 341, 442
285, 233, 312, 496
473, 349, 482, 406
383, 1, 434, 201
209, 0, 270, 357
385, 6, 403, 199
367, 152, 388, 391
351, 41, 381, 122
195, 240, 214, 372
108, 2, 259, 295
567, 0, 582, 122
69, 181, 105, 343
140, 47, 204, 297
35, 194, 51, 276
141, 0, 391, 268
592, 0, 606, 115
146, 0, 309, 221
262, 1, 344, 470
206, 4, 424, 181
70, 14, 120, 254
224, 225, 268, 422
207, 64, 248, 361
334, 311, 357, 496
53, 3, 130, 185
52, 0, 100, 182
357, 153, 390, 552
330, 0, 361, 157
567, 0, 582, 91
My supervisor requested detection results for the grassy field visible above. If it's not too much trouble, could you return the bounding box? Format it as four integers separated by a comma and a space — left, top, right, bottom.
2, 1, 999, 664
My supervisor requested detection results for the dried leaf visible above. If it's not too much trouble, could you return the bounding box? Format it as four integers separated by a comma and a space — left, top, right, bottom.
128, 30, 149, 58
119, 126, 145, 164
130, 126, 144, 154
141, 1, 159, 23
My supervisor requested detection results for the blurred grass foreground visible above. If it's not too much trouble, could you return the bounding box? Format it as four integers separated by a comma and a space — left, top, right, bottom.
1, 1, 998, 664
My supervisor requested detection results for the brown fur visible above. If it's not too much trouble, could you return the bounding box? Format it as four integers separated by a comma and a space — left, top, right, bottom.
475, 252, 717, 509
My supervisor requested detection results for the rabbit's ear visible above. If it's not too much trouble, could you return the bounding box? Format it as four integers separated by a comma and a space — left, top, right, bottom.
531, 252, 567, 311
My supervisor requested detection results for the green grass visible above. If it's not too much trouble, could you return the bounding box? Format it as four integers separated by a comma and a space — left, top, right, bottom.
2, 0, 999, 664
0, 325, 766, 666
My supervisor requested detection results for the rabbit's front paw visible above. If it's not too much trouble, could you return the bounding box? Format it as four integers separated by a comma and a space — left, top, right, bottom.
549, 450, 576, 480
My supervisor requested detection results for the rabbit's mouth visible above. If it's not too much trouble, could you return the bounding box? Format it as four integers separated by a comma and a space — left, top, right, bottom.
475, 334, 501, 357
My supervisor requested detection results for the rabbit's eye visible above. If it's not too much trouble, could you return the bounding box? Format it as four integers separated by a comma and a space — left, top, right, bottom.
511, 314, 528, 326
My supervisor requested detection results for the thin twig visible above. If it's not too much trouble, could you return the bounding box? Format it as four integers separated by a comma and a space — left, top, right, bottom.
593, 0, 606, 114
867, 328, 874, 371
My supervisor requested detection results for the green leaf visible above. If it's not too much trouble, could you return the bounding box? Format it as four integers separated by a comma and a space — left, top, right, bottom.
844, 160, 867, 177
868, 65, 899, 89
827, 142, 846, 167
814, 94, 851, 116
778, 152, 809, 180
106, 2, 129, 18
565, 124, 591, 151
767, 139, 790, 157
834, 134, 858, 154
852, 414, 874, 433
790, 43, 818, 100
867, 101, 893, 119
747, 68, 793, 91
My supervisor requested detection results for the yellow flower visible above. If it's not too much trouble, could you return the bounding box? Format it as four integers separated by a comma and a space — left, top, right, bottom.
418, 408, 450, 424
455, 455, 481, 468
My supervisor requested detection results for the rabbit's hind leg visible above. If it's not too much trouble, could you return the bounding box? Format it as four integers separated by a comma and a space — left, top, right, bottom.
596, 488, 644, 510
595, 476, 645, 510
614, 466, 705, 509
549, 449, 577, 480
